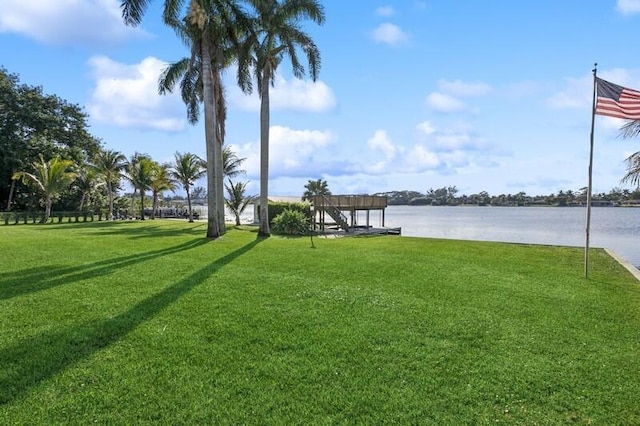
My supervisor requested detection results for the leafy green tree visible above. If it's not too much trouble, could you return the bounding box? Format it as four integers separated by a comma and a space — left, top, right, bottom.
192, 186, 207, 200
172, 152, 206, 222
150, 162, 176, 218
239, 0, 325, 237
91, 149, 127, 220
0, 67, 101, 211
302, 178, 330, 202
12, 155, 77, 222
224, 179, 256, 226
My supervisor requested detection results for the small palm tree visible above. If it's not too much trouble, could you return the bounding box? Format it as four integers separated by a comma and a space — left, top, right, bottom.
240, 0, 325, 237
75, 165, 103, 212
150, 162, 177, 219
224, 179, 257, 226
302, 178, 330, 202
91, 149, 127, 220
172, 151, 206, 222
12, 155, 77, 222
126, 153, 155, 220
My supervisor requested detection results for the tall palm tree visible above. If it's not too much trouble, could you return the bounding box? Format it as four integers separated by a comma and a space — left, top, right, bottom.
126, 153, 154, 220
149, 162, 176, 218
224, 179, 256, 226
302, 178, 330, 202
158, 43, 229, 230
12, 155, 77, 222
91, 149, 127, 220
172, 151, 206, 222
240, 0, 325, 237
128, 0, 247, 237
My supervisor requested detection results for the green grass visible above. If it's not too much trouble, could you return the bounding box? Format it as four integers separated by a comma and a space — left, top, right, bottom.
1, 220, 639, 424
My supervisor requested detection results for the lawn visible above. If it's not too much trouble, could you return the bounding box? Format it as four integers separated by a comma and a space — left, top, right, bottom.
1, 220, 639, 424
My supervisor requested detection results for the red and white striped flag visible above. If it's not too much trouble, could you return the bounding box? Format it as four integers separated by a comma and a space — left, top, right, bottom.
595, 77, 640, 120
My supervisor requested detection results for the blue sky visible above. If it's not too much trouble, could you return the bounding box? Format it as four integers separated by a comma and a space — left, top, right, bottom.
2, 0, 640, 198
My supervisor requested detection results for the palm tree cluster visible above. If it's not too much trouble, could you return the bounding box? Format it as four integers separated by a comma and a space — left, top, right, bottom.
122, 0, 325, 238
11, 145, 252, 224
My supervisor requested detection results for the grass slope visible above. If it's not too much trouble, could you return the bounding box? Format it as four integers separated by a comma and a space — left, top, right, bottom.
1, 220, 639, 424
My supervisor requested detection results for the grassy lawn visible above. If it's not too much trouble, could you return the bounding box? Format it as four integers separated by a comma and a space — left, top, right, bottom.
1, 220, 639, 424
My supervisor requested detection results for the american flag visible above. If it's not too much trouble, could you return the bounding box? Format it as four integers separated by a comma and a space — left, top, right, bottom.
595, 77, 640, 120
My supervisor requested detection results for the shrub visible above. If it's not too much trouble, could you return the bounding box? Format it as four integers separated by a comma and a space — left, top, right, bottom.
265, 202, 311, 224
272, 209, 309, 236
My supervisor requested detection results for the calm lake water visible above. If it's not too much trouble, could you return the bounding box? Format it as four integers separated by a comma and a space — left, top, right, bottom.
200, 204, 640, 268
380, 205, 640, 268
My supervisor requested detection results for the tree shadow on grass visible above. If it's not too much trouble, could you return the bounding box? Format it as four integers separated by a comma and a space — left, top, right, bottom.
0, 238, 209, 300
0, 238, 262, 405
42, 221, 206, 239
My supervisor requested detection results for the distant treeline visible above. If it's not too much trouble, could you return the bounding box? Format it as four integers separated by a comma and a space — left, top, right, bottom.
373, 186, 640, 207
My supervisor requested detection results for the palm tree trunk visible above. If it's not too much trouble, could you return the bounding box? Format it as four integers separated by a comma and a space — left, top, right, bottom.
140, 190, 145, 220
107, 182, 114, 220
6, 179, 15, 211
186, 185, 194, 223
201, 37, 221, 238
213, 69, 226, 234
152, 191, 158, 220
258, 67, 271, 237
44, 196, 52, 223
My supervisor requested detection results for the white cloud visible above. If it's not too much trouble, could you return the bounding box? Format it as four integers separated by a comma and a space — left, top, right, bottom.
437, 79, 492, 97
548, 68, 640, 110
228, 74, 337, 113
371, 23, 409, 46
417, 121, 436, 135
547, 75, 592, 109
426, 92, 467, 112
0, 0, 147, 45
88, 55, 186, 132
233, 126, 334, 179
375, 6, 395, 17
405, 145, 441, 171
368, 130, 396, 160
617, 0, 640, 14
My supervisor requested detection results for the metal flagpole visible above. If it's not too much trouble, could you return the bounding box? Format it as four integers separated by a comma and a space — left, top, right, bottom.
584, 63, 598, 279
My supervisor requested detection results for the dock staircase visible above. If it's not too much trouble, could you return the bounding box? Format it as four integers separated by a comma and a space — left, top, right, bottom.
320, 195, 351, 232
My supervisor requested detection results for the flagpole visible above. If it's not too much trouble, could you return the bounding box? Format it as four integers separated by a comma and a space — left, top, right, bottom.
585, 63, 598, 279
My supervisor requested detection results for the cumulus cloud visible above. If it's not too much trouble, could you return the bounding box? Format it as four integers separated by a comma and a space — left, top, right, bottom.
417, 121, 436, 135
425, 79, 491, 113
437, 79, 492, 97
88, 55, 186, 132
368, 130, 396, 160
0, 0, 147, 45
371, 23, 409, 46
426, 92, 467, 112
228, 74, 337, 113
375, 6, 395, 17
232, 126, 335, 179
354, 123, 495, 176
548, 68, 640, 110
617, 0, 640, 14
547, 75, 592, 109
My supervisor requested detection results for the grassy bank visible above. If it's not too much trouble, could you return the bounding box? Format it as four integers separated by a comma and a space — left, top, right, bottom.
1, 220, 639, 424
